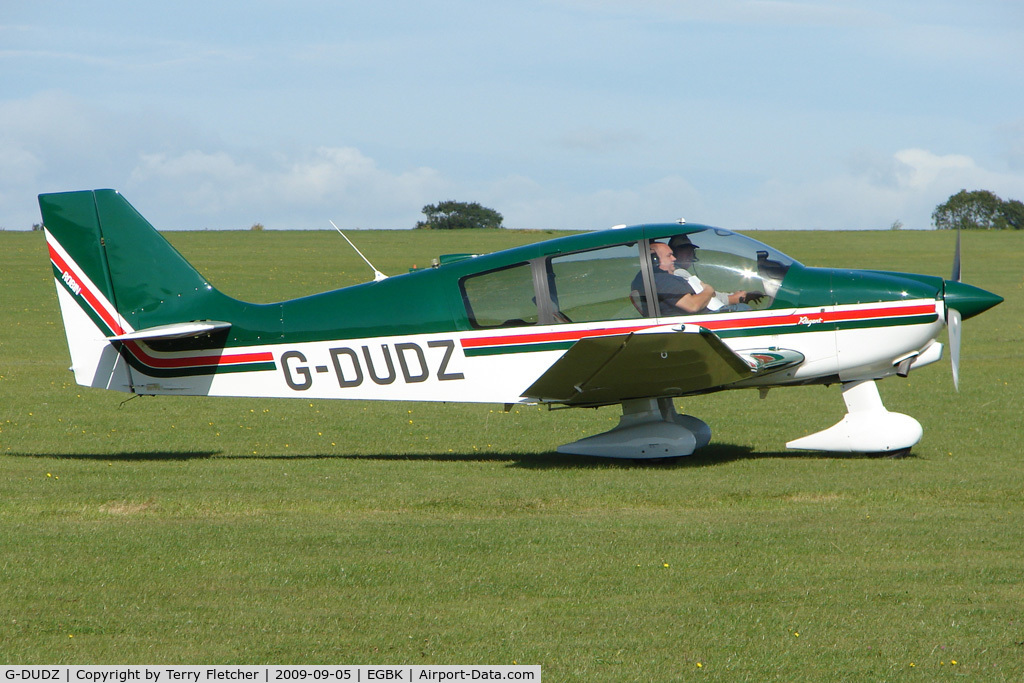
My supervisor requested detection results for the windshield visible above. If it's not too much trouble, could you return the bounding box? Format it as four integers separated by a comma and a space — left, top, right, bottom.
645, 228, 796, 315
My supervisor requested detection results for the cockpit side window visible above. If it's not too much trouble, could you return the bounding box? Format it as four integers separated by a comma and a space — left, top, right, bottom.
652, 229, 794, 314
460, 262, 538, 329
457, 229, 795, 329
547, 243, 645, 323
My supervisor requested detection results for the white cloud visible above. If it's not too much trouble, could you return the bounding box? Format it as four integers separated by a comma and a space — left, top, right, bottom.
891, 149, 976, 190
742, 147, 1024, 230
4, 81, 1024, 236
128, 146, 447, 229
0, 92, 449, 230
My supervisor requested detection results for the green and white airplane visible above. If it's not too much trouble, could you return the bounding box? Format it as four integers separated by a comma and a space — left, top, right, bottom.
40, 189, 1002, 459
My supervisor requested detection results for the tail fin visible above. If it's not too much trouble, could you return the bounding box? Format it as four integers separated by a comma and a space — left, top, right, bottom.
40, 190, 273, 394
41, 189, 220, 330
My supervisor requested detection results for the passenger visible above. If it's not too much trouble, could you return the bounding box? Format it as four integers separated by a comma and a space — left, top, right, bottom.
668, 235, 764, 311
631, 242, 717, 315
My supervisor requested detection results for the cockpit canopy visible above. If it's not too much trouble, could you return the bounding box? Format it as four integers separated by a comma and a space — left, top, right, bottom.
459, 226, 797, 329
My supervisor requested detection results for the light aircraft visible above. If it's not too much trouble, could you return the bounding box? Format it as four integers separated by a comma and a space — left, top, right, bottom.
39, 189, 1002, 459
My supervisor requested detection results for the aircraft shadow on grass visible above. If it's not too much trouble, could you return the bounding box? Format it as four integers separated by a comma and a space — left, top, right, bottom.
323, 444, 916, 469
12, 450, 219, 462
8, 445, 915, 468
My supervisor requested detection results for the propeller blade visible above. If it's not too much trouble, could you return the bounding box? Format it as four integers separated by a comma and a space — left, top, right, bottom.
948, 307, 961, 392
948, 225, 961, 391
951, 225, 961, 282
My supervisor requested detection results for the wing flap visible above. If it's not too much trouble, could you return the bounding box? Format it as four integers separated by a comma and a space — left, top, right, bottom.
523, 328, 755, 406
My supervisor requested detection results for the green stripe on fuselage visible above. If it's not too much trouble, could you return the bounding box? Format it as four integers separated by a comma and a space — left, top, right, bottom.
463, 340, 577, 357
465, 313, 939, 355
713, 313, 938, 338
113, 344, 277, 378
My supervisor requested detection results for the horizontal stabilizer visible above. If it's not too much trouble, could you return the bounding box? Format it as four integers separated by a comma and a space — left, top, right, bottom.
107, 321, 231, 342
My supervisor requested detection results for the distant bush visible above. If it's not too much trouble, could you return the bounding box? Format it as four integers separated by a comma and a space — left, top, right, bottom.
250, 223, 265, 231
933, 190, 1024, 230
415, 201, 503, 230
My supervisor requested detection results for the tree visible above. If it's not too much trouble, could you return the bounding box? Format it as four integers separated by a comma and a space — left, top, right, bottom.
416, 201, 503, 230
1001, 198, 1024, 230
932, 189, 1023, 230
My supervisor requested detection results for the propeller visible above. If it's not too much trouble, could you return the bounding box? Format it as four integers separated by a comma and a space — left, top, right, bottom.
942, 225, 1002, 389
948, 307, 961, 392
949, 225, 961, 391
951, 224, 961, 283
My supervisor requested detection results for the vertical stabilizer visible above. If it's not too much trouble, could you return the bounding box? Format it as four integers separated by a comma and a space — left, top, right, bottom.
39, 190, 252, 394
41, 189, 220, 332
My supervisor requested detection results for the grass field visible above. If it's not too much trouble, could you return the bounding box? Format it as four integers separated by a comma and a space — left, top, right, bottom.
1, 226, 1022, 680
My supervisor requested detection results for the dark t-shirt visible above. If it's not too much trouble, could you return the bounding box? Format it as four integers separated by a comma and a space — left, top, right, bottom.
631, 269, 696, 316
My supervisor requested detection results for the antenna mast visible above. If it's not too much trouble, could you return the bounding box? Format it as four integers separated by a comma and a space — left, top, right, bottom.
329, 220, 387, 282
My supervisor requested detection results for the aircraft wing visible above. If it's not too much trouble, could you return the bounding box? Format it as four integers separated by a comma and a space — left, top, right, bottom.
522, 327, 756, 407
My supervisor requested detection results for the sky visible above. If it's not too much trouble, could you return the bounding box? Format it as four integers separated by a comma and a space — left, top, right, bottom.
3, 0, 1024, 231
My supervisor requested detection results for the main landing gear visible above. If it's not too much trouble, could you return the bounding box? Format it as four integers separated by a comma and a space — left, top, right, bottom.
556, 378, 923, 459
557, 397, 711, 459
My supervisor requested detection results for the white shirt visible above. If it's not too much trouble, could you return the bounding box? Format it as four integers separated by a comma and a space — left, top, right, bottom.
674, 268, 727, 310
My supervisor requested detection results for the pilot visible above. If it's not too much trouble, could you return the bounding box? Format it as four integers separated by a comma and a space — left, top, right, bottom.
633, 242, 718, 315
668, 235, 763, 311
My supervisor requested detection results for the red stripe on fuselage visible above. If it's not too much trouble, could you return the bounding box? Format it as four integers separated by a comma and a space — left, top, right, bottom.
461, 302, 937, 350
699, 303, 937, 332
460, 322, 657, 349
